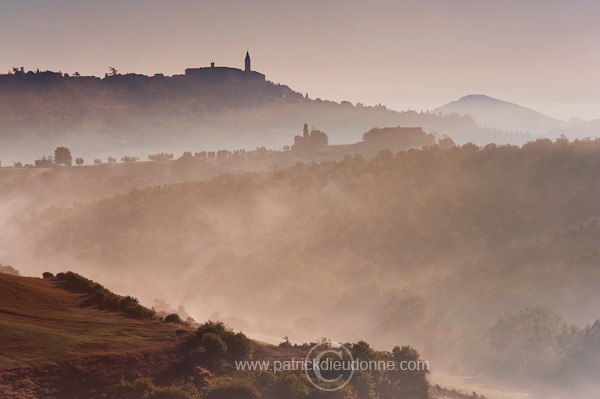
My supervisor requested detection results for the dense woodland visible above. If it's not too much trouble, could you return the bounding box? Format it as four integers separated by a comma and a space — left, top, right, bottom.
3, 138, 599, 396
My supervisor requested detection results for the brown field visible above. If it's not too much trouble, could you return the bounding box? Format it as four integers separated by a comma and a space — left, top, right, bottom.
0, 272, 198, 398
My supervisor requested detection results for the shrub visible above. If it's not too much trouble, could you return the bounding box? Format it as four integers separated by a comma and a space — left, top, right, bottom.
263, 373, 310, 399
0, 264, 20, 276
196, 320, 230, 337
386, 345, 430, 398
149, 384, 199, 399
193, 321, 254, 361
227, 332, 255, 361
201, 333, 228, 361
56, 271, 155, 319
206, 379, 259, 399
113, 378, 199, 399
42, 272, 55, 279
113, 378, 155, 398
165, 313, 184, 324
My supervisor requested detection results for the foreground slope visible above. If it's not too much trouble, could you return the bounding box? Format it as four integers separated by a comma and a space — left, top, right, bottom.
0, 272, 477, 399
0, 272, 196, 398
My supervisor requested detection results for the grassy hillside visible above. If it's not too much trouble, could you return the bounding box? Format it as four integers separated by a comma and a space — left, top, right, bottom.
0, 272, 200, 398
0, 272, 458, 399
0, 273, 180, 370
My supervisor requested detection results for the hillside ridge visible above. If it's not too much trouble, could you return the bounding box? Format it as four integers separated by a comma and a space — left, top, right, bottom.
434, 94, 567, 134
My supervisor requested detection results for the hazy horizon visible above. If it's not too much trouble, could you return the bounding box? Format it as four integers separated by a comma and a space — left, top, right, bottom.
1, 0, 599, 121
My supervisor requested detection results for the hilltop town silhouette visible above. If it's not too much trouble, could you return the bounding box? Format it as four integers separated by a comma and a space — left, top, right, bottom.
2, 51, 269, 85
185, 51, 266, 83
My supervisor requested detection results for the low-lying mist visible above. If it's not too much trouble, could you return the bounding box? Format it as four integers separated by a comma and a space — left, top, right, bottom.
1, 138, 600, 398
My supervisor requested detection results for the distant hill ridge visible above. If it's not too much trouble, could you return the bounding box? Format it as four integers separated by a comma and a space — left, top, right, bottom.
434, 94, 568, 134
1, 60, 564, 165
1, 66, 527, 165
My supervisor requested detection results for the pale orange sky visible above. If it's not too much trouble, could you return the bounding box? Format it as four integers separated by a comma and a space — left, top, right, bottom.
1, 0, 599, 120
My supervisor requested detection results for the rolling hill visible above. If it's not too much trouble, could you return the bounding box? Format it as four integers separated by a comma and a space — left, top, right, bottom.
434, 94, 568, 134
0, 70, 524, 166
0, 272, 199, 398
0, 271, 472, 399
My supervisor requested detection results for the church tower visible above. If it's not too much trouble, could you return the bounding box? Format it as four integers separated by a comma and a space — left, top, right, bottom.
245, 51, 251, 72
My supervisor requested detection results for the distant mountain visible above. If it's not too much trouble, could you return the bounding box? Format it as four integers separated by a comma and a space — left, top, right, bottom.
434, 94, 568, 134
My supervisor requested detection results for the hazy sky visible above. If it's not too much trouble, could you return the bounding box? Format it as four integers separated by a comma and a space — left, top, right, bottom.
1, 0, 599, 120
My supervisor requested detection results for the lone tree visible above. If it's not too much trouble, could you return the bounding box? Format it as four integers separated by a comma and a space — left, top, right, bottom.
54, 147, 72, 166
75, 157, 84, 166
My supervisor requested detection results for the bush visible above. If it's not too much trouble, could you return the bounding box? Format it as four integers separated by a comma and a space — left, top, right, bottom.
206, 379, 259, 399
113, 378, 199, 399
0, 264, 20, 276
42, 272, 54, 279
113, 378, 155, 398
149, 384, 199, 399
193, 321, 254, 361
385, 345, 430, 398
195, 320, 230, 337
56, 271, 155, 319
165, 313, 184, 324
227, 332, 255, 361
201, 333, 228, 361
263, 373, 310, 399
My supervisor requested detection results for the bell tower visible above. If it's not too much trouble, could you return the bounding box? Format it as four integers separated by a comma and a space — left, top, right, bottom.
245, 51, 251, 72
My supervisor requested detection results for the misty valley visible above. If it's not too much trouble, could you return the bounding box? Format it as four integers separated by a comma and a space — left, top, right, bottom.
1, 42, 600, 399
